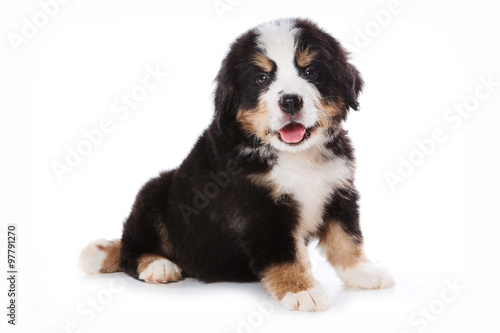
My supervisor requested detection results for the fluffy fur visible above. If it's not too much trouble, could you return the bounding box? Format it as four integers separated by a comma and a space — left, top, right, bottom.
79, 18, 394, 312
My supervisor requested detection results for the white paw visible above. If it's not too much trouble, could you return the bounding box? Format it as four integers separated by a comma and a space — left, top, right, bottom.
138, 259, 182, 284
280, 285, 330, 312
79, 239, 115, 274
335, 262, 395, 289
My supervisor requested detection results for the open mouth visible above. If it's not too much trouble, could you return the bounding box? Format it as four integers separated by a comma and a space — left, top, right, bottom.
277, 122, 313, 145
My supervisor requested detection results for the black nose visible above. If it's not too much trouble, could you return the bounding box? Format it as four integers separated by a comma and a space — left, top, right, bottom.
279, 94, 303, 115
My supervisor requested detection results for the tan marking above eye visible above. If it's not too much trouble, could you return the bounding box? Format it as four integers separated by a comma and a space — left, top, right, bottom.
296, 47, 316, 68
251, 53, 273, 73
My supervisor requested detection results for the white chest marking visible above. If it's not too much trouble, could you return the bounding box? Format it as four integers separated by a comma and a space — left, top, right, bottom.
268, 148, 353, 238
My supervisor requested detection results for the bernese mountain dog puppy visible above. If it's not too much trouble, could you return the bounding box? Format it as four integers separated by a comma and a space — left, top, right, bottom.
79, 18, 394, 312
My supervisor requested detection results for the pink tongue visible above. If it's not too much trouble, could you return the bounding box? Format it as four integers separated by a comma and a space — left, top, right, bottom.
278, 123, 306, 143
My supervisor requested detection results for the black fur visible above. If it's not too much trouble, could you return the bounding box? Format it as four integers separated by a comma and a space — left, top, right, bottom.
119, 18, 364, 283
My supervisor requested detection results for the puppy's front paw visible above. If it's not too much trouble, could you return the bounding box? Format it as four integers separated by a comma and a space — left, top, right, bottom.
335, 262, 394, 289
280, 286, 330, 312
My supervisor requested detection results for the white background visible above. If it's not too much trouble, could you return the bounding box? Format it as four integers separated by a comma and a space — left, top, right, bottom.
1, 0, 500, 332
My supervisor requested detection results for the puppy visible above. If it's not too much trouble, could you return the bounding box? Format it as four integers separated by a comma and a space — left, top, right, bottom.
79, 18, 394, 312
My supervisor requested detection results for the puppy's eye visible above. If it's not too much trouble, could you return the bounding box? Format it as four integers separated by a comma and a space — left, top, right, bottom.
305, 67, 318, 80
256, 74, 269, 85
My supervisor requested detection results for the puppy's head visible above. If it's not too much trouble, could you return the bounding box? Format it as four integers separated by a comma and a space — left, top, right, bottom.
214, 18, 363, 153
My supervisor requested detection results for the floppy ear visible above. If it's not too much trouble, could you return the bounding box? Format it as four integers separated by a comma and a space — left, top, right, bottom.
213, 59, 237, 135
344, 63, 364, 111
321, 32, 364, 113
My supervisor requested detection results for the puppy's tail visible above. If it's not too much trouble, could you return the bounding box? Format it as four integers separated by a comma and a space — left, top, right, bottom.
79, 239, 123, 274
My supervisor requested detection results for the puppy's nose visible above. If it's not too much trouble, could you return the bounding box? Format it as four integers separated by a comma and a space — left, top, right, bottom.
279, 94, 303, 115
